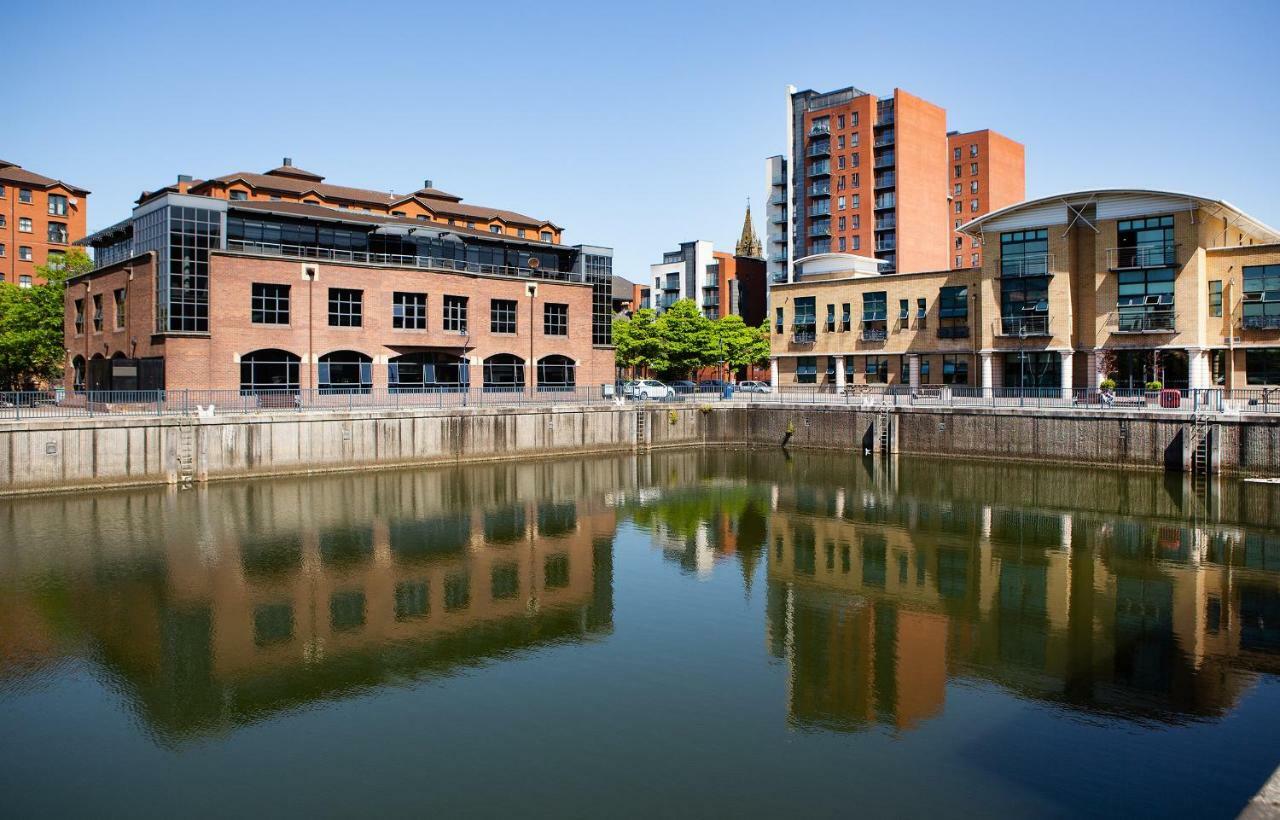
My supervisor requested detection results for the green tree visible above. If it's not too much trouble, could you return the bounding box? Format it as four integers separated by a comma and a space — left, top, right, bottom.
0, 249, 90, 389
654, 299, 715, 379
713, 314, 771, 374
612, 307, 663, 376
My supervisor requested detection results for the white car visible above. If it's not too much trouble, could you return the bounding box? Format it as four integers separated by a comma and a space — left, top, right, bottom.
737, 381, 772, 393
633, 379, 675, 400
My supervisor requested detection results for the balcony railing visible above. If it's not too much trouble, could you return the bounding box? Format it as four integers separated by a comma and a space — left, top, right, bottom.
769, 270, 788, 282
875, 217, 896, 231
769, 192, 787, 206
875, 240, 896, 252
873, 196, 895, 210
937, 325, 970, 339
808, 161, 831, 177
1114, 312, 1177, 333
809, 124, 830, 137
999, 253, 1054, 278
874, 132, 895, 147
806, 142, 831, 158
874, 153, 895, 168
861, 328, 888, 342
874, 174, 896, 189
792, 325, 817, 344
770, 212, 787, 225
1244, 314, 1280, 330
808, 205, 830, 218
1106, 244, 1179, 270
807, 183, 831, 197
225, 239, 584, 282
1000, 314, 1051, 336
809, 225, 831, 238
768, 232, 786, 245
771, 173, 786, 186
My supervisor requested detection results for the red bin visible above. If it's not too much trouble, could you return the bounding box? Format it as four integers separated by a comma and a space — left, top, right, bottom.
1159, 389, 1180, 409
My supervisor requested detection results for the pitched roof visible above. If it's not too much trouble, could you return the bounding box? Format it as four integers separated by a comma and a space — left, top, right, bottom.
0, 160, 90, 194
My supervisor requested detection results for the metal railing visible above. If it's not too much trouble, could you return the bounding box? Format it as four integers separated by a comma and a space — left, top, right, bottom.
1243, 315, 1280, 330
791, 325, 817, 344
874, 154, 895, 168
1113, 312, 1177, 333
806, 143, 831, 157
874, 174, 896, 189
808, 161, 831, 176
225, 240, 583, 283
875, 217, 896, 231
1000, 314, 1051, 336
807, 183, 830, 197
1106, 244, 1178, 270
999, 254, 1054, 277
861, 328, 888, 342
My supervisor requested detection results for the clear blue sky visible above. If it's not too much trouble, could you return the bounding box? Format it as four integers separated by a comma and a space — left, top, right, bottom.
9, 0, 1279, 282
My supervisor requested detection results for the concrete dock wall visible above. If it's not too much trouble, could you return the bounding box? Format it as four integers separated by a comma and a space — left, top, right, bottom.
3, 403, 1279, 495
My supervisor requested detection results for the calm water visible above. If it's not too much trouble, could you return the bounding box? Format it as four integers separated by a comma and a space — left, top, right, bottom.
2, 451, 1279, 818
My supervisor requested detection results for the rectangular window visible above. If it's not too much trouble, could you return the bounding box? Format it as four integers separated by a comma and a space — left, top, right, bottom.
229, 190, 248, 201
19, 189, 32, 203
19, 246, 32, 261
1246, 349, 1280, 385
953, 147, 961, 160
1209, 280, 1222, 317
917, 297, 926, 319
114, 289, 126, 328
544, 302, 568, 335
921, 357, 931, 384
865, 357, 888, 383
393, 291, 427, 329
969, 145, 978, 158
851, 215, 860, 229
491, 299, 517, 334
74, 299, 84, 334
18, 275, 30, 288
970, 198, 979, 212
841, 303, 851, 331
826, 303, 836, 332
863, 292, 887, 322
443, 295, 468, 333
954, 165, 961, 178
796, 356, 817, 384
850, 133, 859, 147
18, 217, 32, 232
970, 181, 979, 193
47, 222, 68, 243
92, 294, 103, 331
1000, 229, 1049, 277
938, 286, 969, 338
1116, 267, 1175, 331
837, 114, 845, 129
793, 296, 816, 331
899, 298, 909, 320
1243, 264, 1280, 330
825, 356, 837, 382
0, 243, 5, 256
942, 354, 969, 384
328, 288, 363, 327
838, 237, 847, 252
851, 235, 861, 251
850, 172, 860, 188
1116, 215, 1175, 267
489, 225, 501, 234
837, 196, 845, 210
970, 162, 979, 175
540, 231, 552, 242
775, 306, 784, 334
850, 152, 859, 167
248, 283, 290, 324
48, 194, 68, 216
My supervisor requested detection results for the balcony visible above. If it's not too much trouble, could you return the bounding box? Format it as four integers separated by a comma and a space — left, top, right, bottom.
1113, 311, 1177, 334
998, 253, 1054, 278
874, 132, 895, 147
809, 123, 830, 137
806, 142, 831, 158
875, 240, 896, 252
809, 222, 831, 237
1000, 314, 1051, 337
808, 161, 831, 177
808, 205, 830, 218
873, 195, 895, 210
875, 216, 896, 231
1244, 314, 1280, 330
769, 192, 787, 206
768, 254, 788, 265
807, 183, 831, 197
1106, 244, 1179, 270
771, 172, 787, 186
937, 325, 970, 339
768, 232, 786, 245
861, 327, 888, 342
874, 173, 896, 189
874, 153, 896, 168
770, 212, 787, 225
792, 325, 817, 344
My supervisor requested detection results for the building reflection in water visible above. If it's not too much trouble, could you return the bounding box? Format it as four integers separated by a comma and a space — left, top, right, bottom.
761, 455, 1280, 733
0, 459, 623, 741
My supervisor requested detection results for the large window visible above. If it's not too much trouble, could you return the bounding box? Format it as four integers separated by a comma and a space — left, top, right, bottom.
1000, 275, 1049, 336
328, 288, 362, 327
318, 351, 372, 393
793, 297, 816, 341
114, 289, 126, 329
1116, 267, 1175, 331
388, 352, 467, 391
1209, 280, 1222, 318
862, 291, 887, 340
48, 195, 68, 216
393, 292, 427, 330
252, 283, 290, 325
1000, 229, 1048, 277
1116, 215, 1175, 268
240, 349, 301, 393
544, 302, 568, 336
865, 356, 889, 383
938, 285, 969, 337
164, 205, 221, 333
1004, 351, 1060, 389
92, 294, 103, 331
536, 355, 576, 390
483, 354, 525, 390
47, 222, 68, 243
796, 356, 817, 384
942, 354, 969, 385
1244, 264, 1280, 330
1246, 349, 1280, 385
444, 295, 468, 333
491, 299, 518, 334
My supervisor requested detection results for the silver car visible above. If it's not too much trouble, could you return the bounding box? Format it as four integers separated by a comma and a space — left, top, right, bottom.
737, 381, 772, 393
633, 379, 675, 400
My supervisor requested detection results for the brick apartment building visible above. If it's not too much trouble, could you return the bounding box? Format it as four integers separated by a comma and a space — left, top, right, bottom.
0, 160, 89, 286
69, 160, 614, 393
764, 85, 1024, 283
768, 189, 1280, 390
645, 204, 767, 325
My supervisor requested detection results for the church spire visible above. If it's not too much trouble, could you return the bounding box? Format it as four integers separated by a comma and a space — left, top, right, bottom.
736, 197, 763, 258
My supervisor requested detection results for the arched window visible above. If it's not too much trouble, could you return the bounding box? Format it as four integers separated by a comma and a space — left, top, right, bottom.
71, 356, 85, 392
388, 351, 468, 392
240, 349, 301, 393
87, 353, 108, 392
318, 350, 372, 394
536, 355, 576, 391
482, 354, 525, 391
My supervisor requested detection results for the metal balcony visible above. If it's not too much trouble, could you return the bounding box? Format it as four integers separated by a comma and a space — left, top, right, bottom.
808, 124, 830, 137
807, 183, 831, 197
875, 217, 896, 231
875, 240, 896, 252
809, 223, 831, 237
806, 142, 831, 158
1106, 244, 1179, 270
769, 192, 787, 206
998, 254, 1054, 278
873, 196, 895, 210
770, 212, 787, 225
861, 328, 888, 342
791, 325, 817, 344
808, 161, 831, 177
874, 174, 896, 189
874, 153, 895, 168
1244, 314, 1280, 330
1113, 312, 1177, 333
768, 232, 786, 245
874, 132, 895, 147
808, 205, 830, 218
1000, 314, 1051, 337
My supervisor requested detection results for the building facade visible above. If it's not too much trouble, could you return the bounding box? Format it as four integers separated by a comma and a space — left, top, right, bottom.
947, 130, 1026, 270
768, 189, 1280, 390
69, 161, 614, 393
0, 160, 89, 286
649, 241, 766, 324
768, 85, 1024, 282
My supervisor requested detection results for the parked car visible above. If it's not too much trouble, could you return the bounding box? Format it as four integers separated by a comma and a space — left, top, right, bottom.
737, 381, 772, 393
634, 379, 675, 400
672, 380, 697, 394
614, 380, 637, 398
698, 379, 725, 393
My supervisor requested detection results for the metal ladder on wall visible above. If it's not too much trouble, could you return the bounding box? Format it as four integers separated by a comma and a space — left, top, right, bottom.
1191, 412, 1212, 478
876, 409, 891, 455
635, 410, 649, 451
176, 417, 196, 487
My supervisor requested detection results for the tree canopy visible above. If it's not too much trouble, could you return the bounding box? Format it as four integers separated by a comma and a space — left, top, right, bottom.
612, 299, 771, 380
0, 249, 90, 390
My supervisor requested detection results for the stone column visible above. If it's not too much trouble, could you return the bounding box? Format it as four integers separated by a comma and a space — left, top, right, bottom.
1086, 349, 1101, 389
980, 351, 994, 389
1187, 347, 1210, 389
770, 357, 779, 387
834, 356, 846, 390
908, 354, 921, 389
1060, 350, 1074, 392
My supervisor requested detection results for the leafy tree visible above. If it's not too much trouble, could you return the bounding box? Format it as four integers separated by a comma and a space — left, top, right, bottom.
612, 307, 663, 376
0, 249, 89, 389
654, 299, 715, 379
713, 314, 771, 373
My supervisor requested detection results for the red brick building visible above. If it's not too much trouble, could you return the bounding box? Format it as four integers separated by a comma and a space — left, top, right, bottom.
70, 161, 614, 394
0, 160, 89, 285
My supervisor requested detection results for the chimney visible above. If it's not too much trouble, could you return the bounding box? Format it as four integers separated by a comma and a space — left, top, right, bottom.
283, 157, 293, 167
176, 174, 193, 193
423, 179, 433, 189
